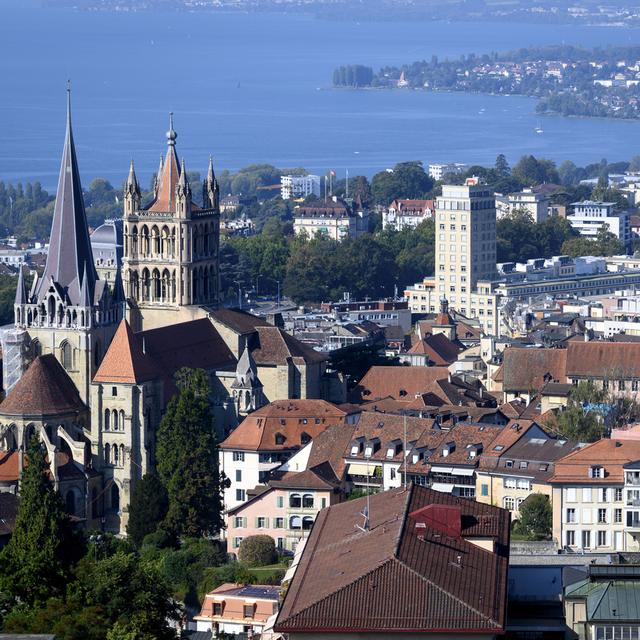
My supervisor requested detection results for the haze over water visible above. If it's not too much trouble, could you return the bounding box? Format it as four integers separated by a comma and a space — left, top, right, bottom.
3, 6, 640, 189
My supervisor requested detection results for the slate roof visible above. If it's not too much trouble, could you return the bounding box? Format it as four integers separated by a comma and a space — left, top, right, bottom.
36, 90, 98, 306
220, 400, 346, 452
0, 355, 86, 417
275, 485, 509, 634
93, 320, 162, 384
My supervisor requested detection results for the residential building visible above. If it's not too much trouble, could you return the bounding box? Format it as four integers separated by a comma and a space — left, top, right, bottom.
383, 198, 435, 230
195, 584, 279, 636
435, 178, 498, 335
122, 116, 221, 332
319, 299, 411, 333
564, 565, 640, 640
428, 162, 468, 181
219, 399, 348, 512
280, 174, 321, 200
496, 188, 549, 223
225, 421, 354, 555
568, 200, 631, 248
475, 420, 578, 515
549, 438, 640, 552
274, 485, 510, 639
404, 276, 437, 313
292, 197, 368, 241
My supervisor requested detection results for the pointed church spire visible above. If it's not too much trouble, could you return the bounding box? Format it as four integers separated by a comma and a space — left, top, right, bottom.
126, 159, 140, 194
14, 265, 27, 306
148, 113, 180, 212
178, 158, 191, 196
80, 261, 92, 308
204, 155, 219, 210
38, 84, 98, 305
207, 155, 215, 182
235, 345, 259, 387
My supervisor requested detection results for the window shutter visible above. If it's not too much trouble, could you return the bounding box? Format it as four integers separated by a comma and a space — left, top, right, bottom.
243, 517, 247, 528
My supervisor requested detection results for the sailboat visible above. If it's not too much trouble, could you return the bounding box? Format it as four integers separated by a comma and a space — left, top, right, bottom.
535, 120, 544, 134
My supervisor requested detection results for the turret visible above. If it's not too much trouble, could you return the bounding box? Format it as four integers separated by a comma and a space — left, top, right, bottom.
176, 158, 191, 218
124, 160, 141, 215
203, 156, 219, 210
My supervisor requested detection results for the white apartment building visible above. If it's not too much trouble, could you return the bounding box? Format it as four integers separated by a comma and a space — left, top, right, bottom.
383, 199, 435, 231
568, 201, 631, 249
404, 277, 437, 313
496, 188, 549, 223
281, 175, 321, 200
293, 197, 368, 241
435, 178, 499, 335
428, 162, 467, 181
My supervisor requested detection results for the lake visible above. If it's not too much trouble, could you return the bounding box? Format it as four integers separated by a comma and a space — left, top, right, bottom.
2, 6, 640, 190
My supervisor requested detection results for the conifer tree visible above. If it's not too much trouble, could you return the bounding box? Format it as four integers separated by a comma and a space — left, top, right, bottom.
0, 436, 73, 604
156, 368, 226, 538
126, 474, 169, 547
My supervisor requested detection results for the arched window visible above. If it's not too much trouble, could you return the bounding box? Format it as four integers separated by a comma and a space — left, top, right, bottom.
302, 494, 314, 508
61, 341, 72, 370
31, 339, 41, 357
113, 443, 119, 466
290, 493, 301, 508
111, 483, 120, 512
131, 225, 138, 256
302, 516, 314, 530
119, 410, 125, 431
112, 410, 119, 431
120, 444, 125, 465
104, 409, 110, 431
289, 515, 302, 530
151, 225, 160, 255
47, 296, 55, 323
65, 490, 77, 515
94, 340, 101, 367
104, 443, 111, 464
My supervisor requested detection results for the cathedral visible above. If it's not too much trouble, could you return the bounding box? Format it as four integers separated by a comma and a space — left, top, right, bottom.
0, 92, 344, 535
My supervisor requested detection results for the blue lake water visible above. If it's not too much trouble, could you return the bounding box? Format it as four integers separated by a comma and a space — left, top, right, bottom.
2, 6, 640, 190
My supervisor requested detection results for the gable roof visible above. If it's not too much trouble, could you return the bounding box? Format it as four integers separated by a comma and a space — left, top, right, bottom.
408, 333, 461, 365
566, 341, 640, 379
209, 308, 271, 335
352, 365, 451, 402
502, 347, 568, 393
220, 400, 346, 452
275, 485, 509, 634
0, 355, 86, 417
250, 326, 327, 365
93, 319, 162, 384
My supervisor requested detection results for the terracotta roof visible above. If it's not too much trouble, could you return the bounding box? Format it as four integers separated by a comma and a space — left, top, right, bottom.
492, 364, 504, 383
549, 439, 640, 485
209, 308, 271, 335
275, 485, 509, 634
566, 341, 640, 379
0, 451, 19, 483
93, 319, 162, 384
147, 145, 181, 212
501, 347, 568, 393
352, 365, 451, 402
269, 464, 338, 491
250, 326, 327, 365
427, 423, 503, 467
305, 421, 357, 481
498, 400, 526, 418
408, 333, 461, 365
0, 355, 86, 417
139, 318, 236, 374
220, 400, 346, 452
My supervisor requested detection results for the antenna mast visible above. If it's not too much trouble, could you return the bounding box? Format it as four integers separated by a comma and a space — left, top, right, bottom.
403, 413, 407, 489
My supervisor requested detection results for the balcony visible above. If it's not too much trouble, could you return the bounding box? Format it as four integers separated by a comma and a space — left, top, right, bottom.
628, 519, 640, 531
627, 499, 640, 507
349, 474, 383, 487
627, 476, 640, 486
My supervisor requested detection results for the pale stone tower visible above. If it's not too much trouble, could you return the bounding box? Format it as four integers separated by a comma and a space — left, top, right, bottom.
232, 345, 264, 417
11, 88, 121, 403
122, 115, 221, 331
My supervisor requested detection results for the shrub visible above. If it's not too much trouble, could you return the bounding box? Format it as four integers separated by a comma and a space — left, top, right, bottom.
238, 535, 277, 567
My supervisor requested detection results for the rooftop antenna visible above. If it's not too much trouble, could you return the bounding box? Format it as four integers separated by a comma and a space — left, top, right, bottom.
346, 169, 349, 199
355, 452, 372, 532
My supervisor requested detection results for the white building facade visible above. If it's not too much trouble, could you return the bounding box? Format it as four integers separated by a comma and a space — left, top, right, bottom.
281, 175, 321, 200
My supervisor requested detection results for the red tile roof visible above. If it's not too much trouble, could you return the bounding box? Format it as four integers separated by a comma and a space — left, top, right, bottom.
147, 146, 180, 212
408, 333, 461, 365
275, 485, 509, 634
0, 451, 19, 483
566, 341, 640, 379
0, 355, 86, 417
352, 365, 451, 402
220, 400, 346, 452
250, 326, 327, 365
93, 319, 162, 384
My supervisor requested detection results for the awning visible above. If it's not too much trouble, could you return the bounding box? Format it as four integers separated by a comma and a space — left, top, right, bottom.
455, 467, 476, 477
348, 463, 377, 476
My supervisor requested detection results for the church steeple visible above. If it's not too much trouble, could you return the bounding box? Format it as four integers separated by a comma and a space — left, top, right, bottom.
148, 113, 181, 213
37, 84, 98, 305
14, 265, 27, 306
124, 160, 141, 215
203, 156, 219, 210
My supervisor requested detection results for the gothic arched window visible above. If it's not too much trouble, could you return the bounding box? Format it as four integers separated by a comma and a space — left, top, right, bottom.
61, 341, 73, 370
104, 409, 110, 431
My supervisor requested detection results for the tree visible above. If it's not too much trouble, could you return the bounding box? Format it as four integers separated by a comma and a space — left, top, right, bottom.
126, 475, 169, 547
553, 381, 609, 442
512, 155, 559, 186
0, 436, 75, 604
371, 161, 434, 205
495, 153, 510, 176
238, 535, 277, 567
516, 494, 552, 540
156, 368, 226, 538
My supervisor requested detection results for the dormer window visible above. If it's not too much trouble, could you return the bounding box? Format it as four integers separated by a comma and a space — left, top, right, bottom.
350, 444, 359, 456
589, 465, 604, 478
505, 460, 513, 468
301, 432, 311, 446
519, 461, 528, 469
275, 433, 286, 446
386, 447, 395, 459
442, 442, 455, 457
364, 445, 373, 458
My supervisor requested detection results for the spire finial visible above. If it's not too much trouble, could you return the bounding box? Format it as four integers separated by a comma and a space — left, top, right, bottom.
166, 111, 177, 146
66, 79, 72, 126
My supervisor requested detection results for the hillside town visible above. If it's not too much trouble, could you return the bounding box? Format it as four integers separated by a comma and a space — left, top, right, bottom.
9, 92, 640, 639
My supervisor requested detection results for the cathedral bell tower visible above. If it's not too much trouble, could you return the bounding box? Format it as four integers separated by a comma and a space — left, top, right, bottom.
122, 114, 221, 332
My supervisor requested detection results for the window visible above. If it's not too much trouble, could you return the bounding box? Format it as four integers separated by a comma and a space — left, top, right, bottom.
111, 386, 117, 397
598, 508, 607, 524
302, 494, 314, 508
243, 605, 254, 618
590, 466, 604, 479
503, 497, 515, 510
213, 603, 222, 616
233, 451, 245, 462
302, 516, 314, 530
256, 517, 267, 528
583, 488, 593, 502
616, 488, 623, 501
290, 516, 302, 530
615, 508, 623, 523
504, 477, 516, 489
597, 530, 607, 547
481, 484, 488, 497
566, 530, 575, 546
600, 488, 609, 502
61, 341, 73, 370
582, 530, 591, 549
516, 479, 531, 490
234, 516, 245, 528
236, 489, 245, 502
566, 508, 576, 523
290, 493, 301, 508
519, 461, 528, 469
505, 460, 513, 468
233, 537, 243, 549
274, 517, 285, 528
275, 433, 285, 445
235, 469, 242, 482
276, 496, 284, 508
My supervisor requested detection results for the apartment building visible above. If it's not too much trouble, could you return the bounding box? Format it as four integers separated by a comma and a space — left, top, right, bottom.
281, 174, 321, 200
383, 198, 435, 230
496, 188, 550, 223
550, 438, 640, 552
435, 178, 499, 335
219, 399, 347, 512
428, 162, 468, 181
568, 200, 631, 248
404, 276, 437, 313
292, 197, 369, 241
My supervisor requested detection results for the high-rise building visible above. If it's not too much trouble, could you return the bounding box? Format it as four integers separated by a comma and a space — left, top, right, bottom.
122, 115, 221, 332
281, 174, 321, 200
435, 178, 498, 334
